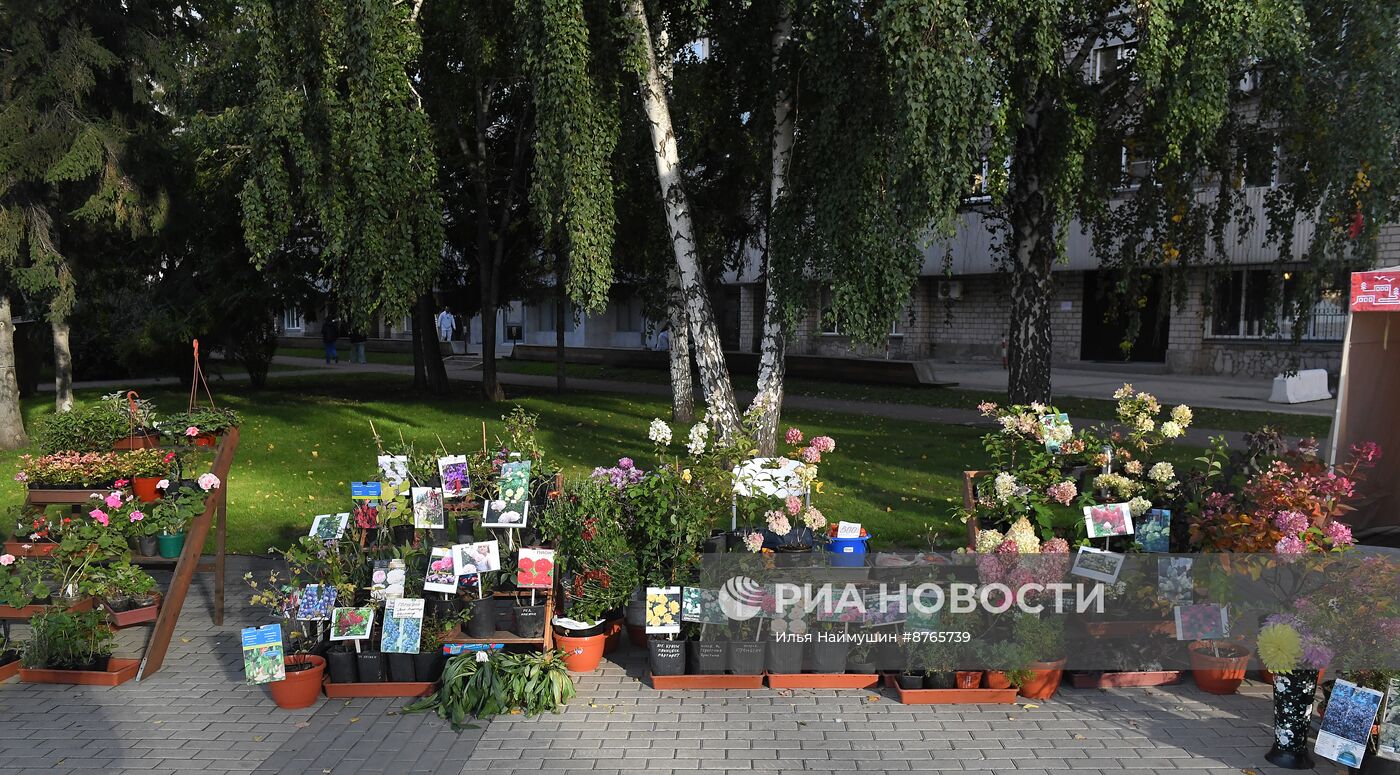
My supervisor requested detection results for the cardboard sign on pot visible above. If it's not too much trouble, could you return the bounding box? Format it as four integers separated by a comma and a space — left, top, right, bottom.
241, 624, 285, 685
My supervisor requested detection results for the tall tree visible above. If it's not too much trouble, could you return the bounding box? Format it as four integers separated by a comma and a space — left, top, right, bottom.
0, 0, 179, 428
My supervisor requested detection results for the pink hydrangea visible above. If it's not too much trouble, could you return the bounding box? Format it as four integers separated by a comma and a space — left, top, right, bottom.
1046, 480, 1077, 506
784, 495, 802, 515
1350, 441, 1381, 465
802, 507, 827, 531
104, 492, 123, 509
1324, 521, 1354, 548
1273, 510, 1309, 535
1276, 535, 1305, 555
0, 554, 14, 566
810, 436, 836, 453
198, 473, 221, 491
784, 428, 804, 445
89, 509, 110, 527
1041, 537, 1070, 554
765, 510, 792, 536
801, 447, 821, 464
130, 511, 144, 523
743, 532, 765, 553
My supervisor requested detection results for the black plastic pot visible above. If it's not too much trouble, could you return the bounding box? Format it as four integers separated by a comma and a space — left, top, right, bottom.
493, 600, 516, 633
809, 641, 851, 674
356, 651, 385, 683
687, 641, 727, 674
513, 604, 546, 638
326, 650, 357, 684
703, 530, 729, 553
896, 672, 924, 690
454, 515, 475, 544
137, 535, 158, 557
385, 653, 416, 682
923, 671, 955, 689
390, 525, 414, 545
465, 597, 497, 638
847, 660, 876, 675
766, 641, 804, 674
425, 596, 455, 622
414, 650, 446, 683
728, 641, 765, 675
648, 639, 687, 676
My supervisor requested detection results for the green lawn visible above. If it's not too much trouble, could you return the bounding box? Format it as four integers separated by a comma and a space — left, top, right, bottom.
2, 374, 996, 555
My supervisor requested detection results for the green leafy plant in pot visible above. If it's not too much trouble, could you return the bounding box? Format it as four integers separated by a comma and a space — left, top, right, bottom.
1013, 613, 1066, 700
21, 609, 116, 671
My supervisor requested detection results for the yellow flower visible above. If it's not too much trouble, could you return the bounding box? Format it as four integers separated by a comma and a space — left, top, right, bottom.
1257, 624, 1303, 674
681, 469, 692, 483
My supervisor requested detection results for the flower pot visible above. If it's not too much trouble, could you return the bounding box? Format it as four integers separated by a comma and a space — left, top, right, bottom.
465, 597, 496, 638
624, 597, 646, 628
984, 671, 1012, 690
425, 596, 455, 623
268, 655, 324, 709
512, 604, 545, 639
555, 629, 607, 673
493, 601, 516, 633
923, 672, 955, 690
766, 641, 804, 674
604, 619, 623, 654
326, 650, 357, 685
956, 671, 984, 689
896, 673, 924, 690
390, 525, 414, 545
648, 639, 687, 676
114, 432, 160, 451
626, 623, 648, 648
809, 641, 851, 674
826, 534, 870, 567
847, 660, 876, 675
385, 653, 417, 682
687, 640, 727, 675
727, 641, 765, 676
1265, 669, 1319, 770
132, 477, 161, 503
193, 432, 217, 447
1188, 641, 1250, 695
157, 532, 186, 559
1018, 659, 1066, 700
703, 530, 729, 553
414, 651, 446, 683
137, 535, 159, 557
356, 652, 385, 683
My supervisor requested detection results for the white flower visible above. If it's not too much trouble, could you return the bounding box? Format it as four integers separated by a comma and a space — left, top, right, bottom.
1135, 416, 1155, 433
1124, 460, 1143, 476
648, 418, 673, 446
974, 528, 1005, 554
1006, 517, 1040, 554
1160, 421, 1183, 439
1128, 497, 1152, 517
993, 472, 1017, 504
156, 478, 170, 491
1147, 462, 1175, 483
1171, 405, 1193, 427
686, 423, 708, 456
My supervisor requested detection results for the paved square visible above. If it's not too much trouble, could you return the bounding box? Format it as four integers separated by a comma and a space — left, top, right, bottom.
0, 558, 1346, 774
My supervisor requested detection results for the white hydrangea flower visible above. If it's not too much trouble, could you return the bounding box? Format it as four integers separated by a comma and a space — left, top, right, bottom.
1006, 517, 1040, 554
993, 472, 1017, 504
1171, 405, 1193, 427
686, 423, 708, 456
1135, 416, 1155, 433
1128, 497, 1152, 517
1148, 462, 1175, 483
974, 528, 1005, 554
648, 418, 673, 446
1160, 420, 1183, 439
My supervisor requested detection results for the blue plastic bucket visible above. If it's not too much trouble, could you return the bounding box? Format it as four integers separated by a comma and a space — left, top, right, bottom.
826, 535, 869, 567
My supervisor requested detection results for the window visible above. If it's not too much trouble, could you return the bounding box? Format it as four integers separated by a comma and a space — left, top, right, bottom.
819, 286, 905, 336
1121, 142, 1151, 188
281, 307, 304, 331
967, 158, 992, 202
1093, 43, 1136, 83
1208, 269, 1345, 341
539, 300, 575, 333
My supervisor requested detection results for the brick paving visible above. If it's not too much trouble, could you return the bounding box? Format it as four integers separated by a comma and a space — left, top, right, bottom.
0, 556, 1347, 774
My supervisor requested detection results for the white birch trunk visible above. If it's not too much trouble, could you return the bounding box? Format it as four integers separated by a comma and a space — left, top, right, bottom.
53, 316, 74, 412
748, 3, 795, 455
667, 268, 694, 424
0, 297, 30, 449
622, 0, 740, 440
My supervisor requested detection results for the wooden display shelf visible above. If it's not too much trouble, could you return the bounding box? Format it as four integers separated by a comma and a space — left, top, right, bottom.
882, 674, 1018, 705
0, 657, 18, 683
0, 597, 95, 620
21, 487, 113, 506
2, 540, 58, 558
444, 630, 547, 646
1069, 670, 1183, 689
323, 679, 436, 698
766, 672, 880, 690
1081, 619, 1175, 638
20, 657, 140, 687
646, 672, 766, 690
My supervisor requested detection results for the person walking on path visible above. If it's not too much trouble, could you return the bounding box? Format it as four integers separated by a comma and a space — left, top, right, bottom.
349, 328, 367, 364
322, 318, 340, 364
436, 307, 455, 342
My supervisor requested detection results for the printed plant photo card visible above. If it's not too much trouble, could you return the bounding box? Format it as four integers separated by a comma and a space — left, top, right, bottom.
1083, 502, 1136, 539
329, 606, 375, 641
1173, 603, 1229, 641
1379, 677, 1400, 762
370, 559, 406, 601
1316, 679, 1386, 767
1158, 557, 1194, 605
455, 540, 501, 577
815, 589, 865, 624
423, 547, 459, 594
645, 587, 682, 635
377, 455, 409, 487
1040, 413, 1072, 453
1137, 509, 1171, 552
438, 455, 470, 499
295, 584, 337, 621
241, 624, 285, 685
484, 460, 531, 528
515, 548, 554, 589
308, 512, 349, 541
1070, 546, 1127, 584
862, 587, 907, 626
380, 598, 425, 654
412, 486, 445, 529
680, 587, 728, 625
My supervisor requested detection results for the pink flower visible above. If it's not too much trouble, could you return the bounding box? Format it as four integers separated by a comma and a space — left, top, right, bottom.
784, 495, 802, 515
129, 511, 145, 523
114, 478, 130, 488
1276, 536, 1305, 555
1324, 521, 1354, 548
1041, 537, 1070, 554
1350, 441, 1381, 465
89, 509, 110, 527
765, 510, 792, 536
801, 447, 821, 464
785, 428, 804, 445
104, 492, 123, 509
976, 401, 998, 416
198, 473, 221, 491
810, 436, 836, 453
13, 472, 27, 483
1046, 480, 1077, 506
802, 507, 827, 531
618, 457, 634, 470
0, 554, 14, 566
157, 478, 170, 491
1273, 510, 1308, 535
743, 532, 765, 553
184, 426, 200, 437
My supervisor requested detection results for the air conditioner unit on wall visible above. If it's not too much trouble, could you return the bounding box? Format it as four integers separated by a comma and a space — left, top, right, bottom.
937, 281, 964, 301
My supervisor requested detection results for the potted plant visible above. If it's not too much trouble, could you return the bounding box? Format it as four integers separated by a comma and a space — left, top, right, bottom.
405, 649, 576, 729
20, 608, 117, 676
89, 563, 161, 627
105, 392, 161, 450
1, 553, 50, 614
846, 637, 878, 675
163, 407, 241, 446
31, 402, 129, 454
16, 451, 126, 490
1013, 614, 1066, 700
244, 571, 325, 708
979, 641, 1032, 690
415, 618, 447, 683
150, 478, 216, 558
124, 449, 175, 503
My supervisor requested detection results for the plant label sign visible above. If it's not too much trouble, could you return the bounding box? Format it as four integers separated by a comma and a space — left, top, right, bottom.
1070, 546, 1126, 584
370, 559, 406, 601
681, 588, 727, 625
240, 624, 285, 685
351, 481, 382, 500
645, 587, 682, 634
295, 584, 336, 621
836, 521, 862, 539
308, 513, 348, 541
381, 598, 424, 654
1378, 678, 1400, 762
1040, 413, 1071, 453
423, 548, 459, 594
1083, 502, 1135, 539
411, 487, 445, 529
516, 548, 554, 589
1316, 679, 1385, 767
1158, 557, 1194, 605
454, 540, 501, 578
438, 455, 470, 499
1138, 509, 1171, 552
1173, 603, 1228, 641
330, 606, 375, 641
485, 460, 531, 528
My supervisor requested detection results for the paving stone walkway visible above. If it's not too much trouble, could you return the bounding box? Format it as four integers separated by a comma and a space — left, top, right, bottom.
0, 557, 1348, 774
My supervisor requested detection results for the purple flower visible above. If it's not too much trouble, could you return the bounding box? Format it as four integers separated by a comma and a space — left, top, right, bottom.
1323, 521, 1354, 548
618, 457, 634, 470
1276, 535, 1306, 555
1273, 510, 1309, 535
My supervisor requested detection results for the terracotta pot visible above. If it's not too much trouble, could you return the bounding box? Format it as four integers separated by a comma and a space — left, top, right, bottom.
114, 433, 159, 451
1018, 659, 1066, 700
556, 629, 607, 673
984, 671, 1012, 690
1188, 641, 1250, 695
956, 671, 984, 689
267, 655, 325, 709
603, 620, 623, 654
132, 477, 161, 503
193, 432, 218, 447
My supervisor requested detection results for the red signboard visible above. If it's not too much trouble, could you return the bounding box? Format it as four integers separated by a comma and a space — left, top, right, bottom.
1351, 269, 1400, 312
